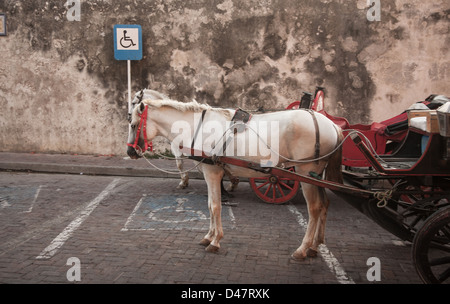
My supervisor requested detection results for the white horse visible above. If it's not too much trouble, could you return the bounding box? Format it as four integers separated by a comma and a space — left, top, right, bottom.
126, 92, 343, 260
130, 89, 240, 192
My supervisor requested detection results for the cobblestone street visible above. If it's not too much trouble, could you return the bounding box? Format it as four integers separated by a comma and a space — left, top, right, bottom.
0, 170, 422, 285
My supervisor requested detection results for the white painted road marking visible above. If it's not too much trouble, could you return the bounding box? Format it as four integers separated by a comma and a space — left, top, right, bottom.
121, 195, 145, 232
287, 204, 355, 284
36, 178, 121, 259
24, 185, 43, 213
121, 194, 236, 231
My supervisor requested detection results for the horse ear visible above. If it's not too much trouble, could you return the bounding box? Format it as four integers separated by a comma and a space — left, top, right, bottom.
139, 102, 145, 113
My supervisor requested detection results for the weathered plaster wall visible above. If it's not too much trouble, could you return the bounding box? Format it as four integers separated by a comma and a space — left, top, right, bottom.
0, 0, 448, 155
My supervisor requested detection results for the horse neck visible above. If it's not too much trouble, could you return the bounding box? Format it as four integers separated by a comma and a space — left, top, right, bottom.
148, 107, 197, 141
148, 105, 232, 144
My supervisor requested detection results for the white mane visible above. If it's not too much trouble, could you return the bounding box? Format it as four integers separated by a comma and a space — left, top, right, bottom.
142, 98, 212, 113
141, 89, 171, 101
135, 89, 231, 119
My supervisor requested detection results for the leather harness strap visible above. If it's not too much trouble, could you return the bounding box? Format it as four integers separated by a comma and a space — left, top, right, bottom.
127, 105, 153, 152
306, 109, 321, 163
222, 108, 252, 154
191, 109, 207, 149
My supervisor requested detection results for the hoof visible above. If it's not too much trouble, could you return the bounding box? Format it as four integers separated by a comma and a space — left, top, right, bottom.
306, 248, 318, 257
199, 238, 211, 246
176, 184, 188, 189
205, 244, 220, 253
291, 251, 306, 261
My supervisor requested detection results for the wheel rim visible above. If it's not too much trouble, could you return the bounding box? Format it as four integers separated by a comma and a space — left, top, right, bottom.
249, 167, 300, 204
286, 101, 300, 110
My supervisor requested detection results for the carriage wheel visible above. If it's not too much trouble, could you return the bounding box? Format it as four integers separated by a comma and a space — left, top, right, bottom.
249, 167, 300, 204
412, 206, 450, 284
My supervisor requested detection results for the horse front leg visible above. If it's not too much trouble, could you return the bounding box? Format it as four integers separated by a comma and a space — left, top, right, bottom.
176, 158, 189, 189
199, 166, 224, 253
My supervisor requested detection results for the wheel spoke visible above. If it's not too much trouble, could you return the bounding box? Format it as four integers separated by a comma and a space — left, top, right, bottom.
438, 267, 450, 283
279, 180, 294, 191
429, 242, 450, 253
256, 181, 270, 190
429, 256, 450, 266
264, 184, 272, 197
277, 184, 286, 198
440, 225, 450, 240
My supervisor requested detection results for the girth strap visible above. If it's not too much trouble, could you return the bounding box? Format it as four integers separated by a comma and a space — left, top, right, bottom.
191, 109, 207, 149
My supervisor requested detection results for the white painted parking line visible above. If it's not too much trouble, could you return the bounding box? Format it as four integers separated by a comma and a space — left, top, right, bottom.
36, 178, 121, 259
287, 204, 355, 284
121, 195, 145, 232
23, 185, 43, 213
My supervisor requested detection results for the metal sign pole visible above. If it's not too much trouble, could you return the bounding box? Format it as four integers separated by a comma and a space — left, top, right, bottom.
127, 59, 132, 116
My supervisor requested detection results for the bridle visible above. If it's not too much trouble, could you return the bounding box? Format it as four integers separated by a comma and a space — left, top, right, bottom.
127, 100, 153, 154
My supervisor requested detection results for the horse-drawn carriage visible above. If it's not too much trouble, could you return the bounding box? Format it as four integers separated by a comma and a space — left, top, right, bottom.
127, 88, 450, 284
255, 87, 450, 283
255, 88, 450, 284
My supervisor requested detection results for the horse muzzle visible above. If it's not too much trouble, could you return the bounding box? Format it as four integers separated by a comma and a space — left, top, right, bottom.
127, 145, 143, 159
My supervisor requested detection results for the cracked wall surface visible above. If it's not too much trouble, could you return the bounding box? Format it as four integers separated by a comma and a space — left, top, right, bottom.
0, 0, 448, 155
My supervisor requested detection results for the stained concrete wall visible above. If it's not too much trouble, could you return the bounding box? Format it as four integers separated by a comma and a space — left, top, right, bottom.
0, 0, 448, 155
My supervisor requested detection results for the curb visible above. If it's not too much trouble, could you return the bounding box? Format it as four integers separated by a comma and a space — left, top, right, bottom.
0, 161, 204, 179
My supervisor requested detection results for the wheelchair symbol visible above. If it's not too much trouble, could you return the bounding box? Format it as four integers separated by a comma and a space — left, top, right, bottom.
120, 30, 136, 48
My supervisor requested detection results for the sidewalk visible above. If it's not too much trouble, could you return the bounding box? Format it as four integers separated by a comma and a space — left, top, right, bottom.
0, 152, 203, 179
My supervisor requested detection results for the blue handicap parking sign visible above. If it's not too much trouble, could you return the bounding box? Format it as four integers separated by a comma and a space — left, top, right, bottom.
113, 24, 142, 60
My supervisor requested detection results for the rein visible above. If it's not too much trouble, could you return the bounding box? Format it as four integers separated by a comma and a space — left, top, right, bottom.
127, 105, 153, 153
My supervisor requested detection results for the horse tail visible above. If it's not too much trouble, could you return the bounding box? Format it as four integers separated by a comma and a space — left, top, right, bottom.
324, 125, 343, 184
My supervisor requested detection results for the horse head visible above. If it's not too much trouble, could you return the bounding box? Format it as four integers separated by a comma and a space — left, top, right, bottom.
127, 100, 150, 159
127, 88, 169, 158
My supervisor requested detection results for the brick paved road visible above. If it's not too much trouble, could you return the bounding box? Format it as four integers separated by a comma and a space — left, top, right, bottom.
0, 171, 423, 285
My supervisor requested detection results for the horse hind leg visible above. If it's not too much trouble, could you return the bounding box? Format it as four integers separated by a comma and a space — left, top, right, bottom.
313, 188, 330, 248
226, 176, 240, 192
199, 202, 214, 247
307, 188, 330, 258
292, 183, 326, 260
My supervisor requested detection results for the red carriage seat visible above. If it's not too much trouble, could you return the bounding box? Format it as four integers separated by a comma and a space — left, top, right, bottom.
292, 90, 447, 167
